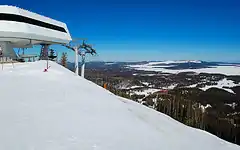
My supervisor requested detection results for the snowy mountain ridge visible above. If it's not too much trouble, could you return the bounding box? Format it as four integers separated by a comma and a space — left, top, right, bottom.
148, 60, 202, 65
0, 61, 239, 150
127, 60, 240, 75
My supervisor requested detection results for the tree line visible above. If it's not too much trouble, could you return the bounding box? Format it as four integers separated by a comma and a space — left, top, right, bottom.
143, 88, 240, 145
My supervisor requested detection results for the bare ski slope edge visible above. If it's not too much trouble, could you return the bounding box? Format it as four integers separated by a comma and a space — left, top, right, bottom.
0, 61, 239, 150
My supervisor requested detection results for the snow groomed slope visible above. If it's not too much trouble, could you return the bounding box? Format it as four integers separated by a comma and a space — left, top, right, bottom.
0, 61, 239, 150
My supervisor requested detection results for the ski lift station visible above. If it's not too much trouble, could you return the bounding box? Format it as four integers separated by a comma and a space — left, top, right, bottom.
0, 5, 72, 60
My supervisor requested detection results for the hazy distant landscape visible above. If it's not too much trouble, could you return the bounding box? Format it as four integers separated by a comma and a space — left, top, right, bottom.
67, 60, 240, 145
127, 60, 240, 75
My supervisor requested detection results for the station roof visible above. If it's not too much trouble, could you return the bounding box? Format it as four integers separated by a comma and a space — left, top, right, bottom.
0, 5, 72, 48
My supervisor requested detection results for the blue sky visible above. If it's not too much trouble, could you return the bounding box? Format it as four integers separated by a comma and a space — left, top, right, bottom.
2, 0, 240, 62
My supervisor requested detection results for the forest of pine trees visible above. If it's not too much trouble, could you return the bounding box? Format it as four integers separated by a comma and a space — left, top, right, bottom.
143, 88, 240, 145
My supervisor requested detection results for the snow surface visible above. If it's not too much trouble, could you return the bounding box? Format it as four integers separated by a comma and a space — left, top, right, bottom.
135, 73, 157, 76
200, 78, 240, 94
0, 61, 239, 150
141, 81, 150, 86
225, 103, 237, 109
130, 88, 160, 96
147, 60, 202, 65
105, 62, 116, 65
129, 84, 176, 97
163, 84, 178, 90
128, 60, 201, 69
187, 84, 198, 88
124, 85, 144, 90
201, 104, 212, 113
128, 63, 240, 75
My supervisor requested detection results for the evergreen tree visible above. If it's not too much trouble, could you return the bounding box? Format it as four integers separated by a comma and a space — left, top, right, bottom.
60, 52, 67, 68
49, 49, 57, 61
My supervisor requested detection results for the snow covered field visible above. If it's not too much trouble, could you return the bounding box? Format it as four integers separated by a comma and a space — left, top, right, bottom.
0, 61, 239, 150
200, 78, 240, 94
130, 88, 160, 96
128, 61, 240, 75
147, 60, 202, 65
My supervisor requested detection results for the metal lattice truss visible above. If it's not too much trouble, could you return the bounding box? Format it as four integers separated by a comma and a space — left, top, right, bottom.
62, 40, 97, 77
63, 40, 96, 56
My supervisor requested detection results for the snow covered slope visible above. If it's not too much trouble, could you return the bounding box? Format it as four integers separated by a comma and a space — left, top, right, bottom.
0, 61, 239, 150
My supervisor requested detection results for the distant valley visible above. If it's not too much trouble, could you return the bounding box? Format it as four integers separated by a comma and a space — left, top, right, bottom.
67, 60, 240, 145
